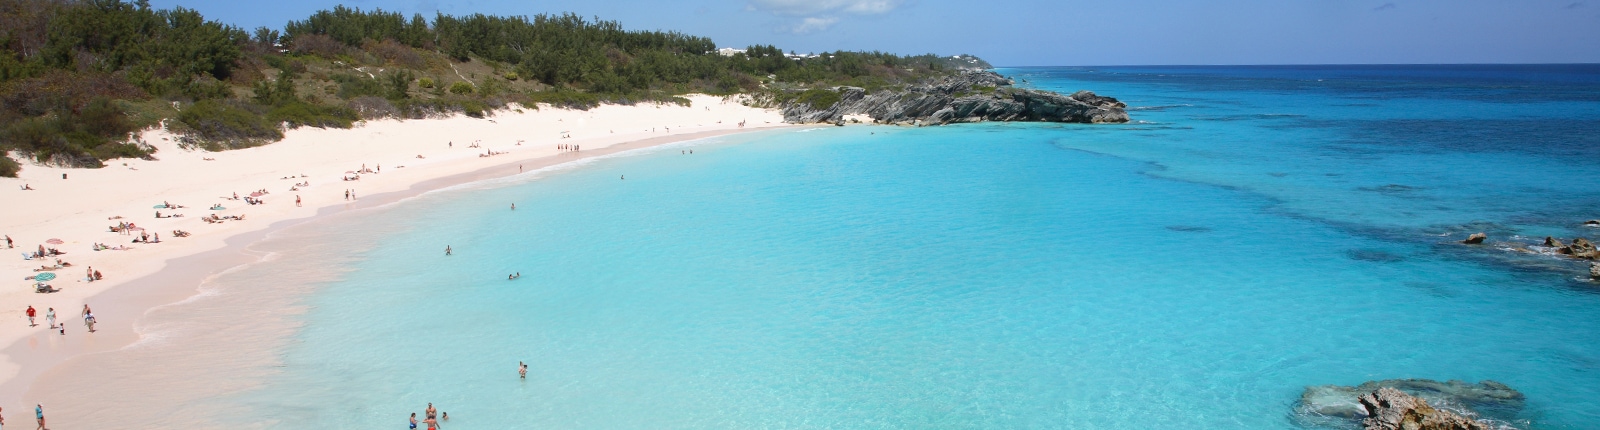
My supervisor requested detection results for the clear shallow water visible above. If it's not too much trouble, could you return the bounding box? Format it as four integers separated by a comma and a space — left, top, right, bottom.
212, 66, 1600, 428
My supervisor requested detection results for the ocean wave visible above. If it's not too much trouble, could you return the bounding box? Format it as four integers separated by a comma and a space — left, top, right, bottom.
1128, 104, 1194, 111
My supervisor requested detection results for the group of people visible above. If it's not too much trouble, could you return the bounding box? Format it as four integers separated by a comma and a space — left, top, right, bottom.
558, 143, 580, 152
411, 403, 447, 429
24, 304, 98, 334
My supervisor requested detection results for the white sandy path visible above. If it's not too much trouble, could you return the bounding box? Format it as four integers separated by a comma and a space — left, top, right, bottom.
0, 95, 787, 398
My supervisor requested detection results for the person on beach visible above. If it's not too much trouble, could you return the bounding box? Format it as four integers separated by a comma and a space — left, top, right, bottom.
82, 304, 91, 318
345, 190, 350, 201
93, 270, 102, 281
86, 267, 94, 282
25, 306, 35, 326
35, 404, 43, 430
46, 308, 55, 329
519, 361, 528, 379
84, 312, 96, 332
1, 405, 6, 430
296, 195, 302, 207
410, 412, 418, 429
6, 234, 13, 248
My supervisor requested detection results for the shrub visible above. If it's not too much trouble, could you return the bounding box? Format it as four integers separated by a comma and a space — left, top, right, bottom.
175, 99, 281, 149
267, 100, 359, 129
418, 77, 435, 88
448, 81, 474, 95
794, 88, 842, 109
0, 155, 19, 177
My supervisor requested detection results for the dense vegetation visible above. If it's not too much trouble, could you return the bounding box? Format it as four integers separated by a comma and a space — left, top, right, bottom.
0, 0, 990, 176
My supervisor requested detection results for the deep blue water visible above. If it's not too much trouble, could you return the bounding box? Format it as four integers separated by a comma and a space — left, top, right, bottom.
214, 65, 1600, 428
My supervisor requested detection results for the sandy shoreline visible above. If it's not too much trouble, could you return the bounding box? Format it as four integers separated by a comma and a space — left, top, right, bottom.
0, 95, 793, 422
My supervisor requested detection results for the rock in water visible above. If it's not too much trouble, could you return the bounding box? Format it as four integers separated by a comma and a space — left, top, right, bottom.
1360, 388, 1494, 430
1544, 236, 1566, 248
1591, 262, 1599, 280
779, 71, 1129, 125
1585, 219, 1600, 226
1296, 379, 1524, 427
1463, 233, 1487, 244
1563, 237, 1598, 259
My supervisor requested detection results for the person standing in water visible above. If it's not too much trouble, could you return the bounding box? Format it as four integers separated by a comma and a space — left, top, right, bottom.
511, 203, 515, 210
410, 412, 418, 429
519, 361, 528, 379
445, 246, 452, 256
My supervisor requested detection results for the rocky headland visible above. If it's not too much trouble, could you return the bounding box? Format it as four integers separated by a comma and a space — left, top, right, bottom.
777, 71, 1129, 126
1296, 379, 1524, 429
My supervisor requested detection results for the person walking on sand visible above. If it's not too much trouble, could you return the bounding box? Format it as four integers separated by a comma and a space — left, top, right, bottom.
35, 404, 44, 430
46, 308, 54, 329
84, 312, 96, 332
6, 234, 13, 248
26, 306, 35, 327
81, 304, 90, 318
296, 195, 302, 207
86, 267, 94, 282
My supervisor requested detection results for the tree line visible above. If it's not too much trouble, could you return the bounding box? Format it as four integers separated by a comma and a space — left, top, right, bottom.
0, 0, 988, 176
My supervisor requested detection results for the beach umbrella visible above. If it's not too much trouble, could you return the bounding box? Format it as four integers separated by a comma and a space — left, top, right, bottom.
128, 226, 145, 231
33, 272, 55, 282
249, 192, 264, 197
45, 238, 63, 244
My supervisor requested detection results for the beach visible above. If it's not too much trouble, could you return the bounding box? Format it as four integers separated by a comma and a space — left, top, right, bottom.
0, 95, 788, 424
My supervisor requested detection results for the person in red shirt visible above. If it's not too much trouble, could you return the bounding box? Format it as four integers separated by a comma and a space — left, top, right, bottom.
25, 306, 36, 326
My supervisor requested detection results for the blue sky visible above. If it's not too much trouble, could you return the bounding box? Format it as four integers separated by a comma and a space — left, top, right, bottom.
152, 0, 1600, 66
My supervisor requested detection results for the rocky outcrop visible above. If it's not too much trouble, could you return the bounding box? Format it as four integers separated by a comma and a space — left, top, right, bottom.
1463, 233, 1487, 244
1297, 379, 1523, 426
1561, 237, 1597, 259
1360, 388, 1496, 430
780, 71, 1128, 126
1590, 262, 1599, 280
1543, 236, 1565, 248
1584, 220, 1600, 226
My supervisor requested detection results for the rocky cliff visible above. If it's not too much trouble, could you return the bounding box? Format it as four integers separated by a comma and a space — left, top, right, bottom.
779, 71, 1129, 126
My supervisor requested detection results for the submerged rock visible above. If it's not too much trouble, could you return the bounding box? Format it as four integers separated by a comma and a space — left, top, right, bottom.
1296, 379, 1524, 426
1544, 236, 1565, 248
1585, 220, 1599, 226
1591, 262, 1599, 280
779, 71, 1128, 125
1360, 387, 1496, 430
1463, 233, 1487, 244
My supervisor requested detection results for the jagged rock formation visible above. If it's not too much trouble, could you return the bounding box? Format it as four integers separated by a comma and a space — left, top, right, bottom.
779, 71, 1128, 126
1296, 379, 1523, 427
1590, 262, 1599, 280
1463, 233, 1487, 244
1360, 388, 1497, 430
1558, 237, 1598, 259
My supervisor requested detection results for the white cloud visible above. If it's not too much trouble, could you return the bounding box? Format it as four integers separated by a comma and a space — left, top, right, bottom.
748, 0, 904, 16
791, 16, 841, 34
747, 0, 903, 33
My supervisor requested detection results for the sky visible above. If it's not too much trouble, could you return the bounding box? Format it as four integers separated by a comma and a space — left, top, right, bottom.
149, 0, 1600, 66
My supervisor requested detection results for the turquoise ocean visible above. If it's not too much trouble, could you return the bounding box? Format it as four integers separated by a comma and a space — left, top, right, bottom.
202, 65, 1600, 428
